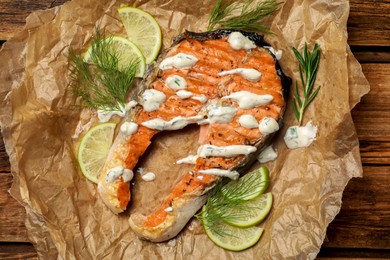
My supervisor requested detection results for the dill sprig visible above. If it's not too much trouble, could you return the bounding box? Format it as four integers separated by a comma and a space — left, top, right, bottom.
195, 168, 270, 235
68, 28, 138, 111
207, 0, 282, 33
292, 43, 321, 125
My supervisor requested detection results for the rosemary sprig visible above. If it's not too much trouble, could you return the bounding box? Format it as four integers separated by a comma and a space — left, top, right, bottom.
207, 0, 281, 33
292, 43, 321, 125
68, 28, 138, 111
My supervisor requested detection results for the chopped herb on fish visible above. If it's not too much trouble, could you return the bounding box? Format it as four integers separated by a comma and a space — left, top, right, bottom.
292, 43, 321, 125
207, 0, 282, 33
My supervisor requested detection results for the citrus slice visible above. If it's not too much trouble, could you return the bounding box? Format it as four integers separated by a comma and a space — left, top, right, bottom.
202, 206, 264, 251
118, 6, 162, 64
84, 36, 146, 78
222, 192, 273, 227
221, 166, 270, 201
77, 123, 116, 183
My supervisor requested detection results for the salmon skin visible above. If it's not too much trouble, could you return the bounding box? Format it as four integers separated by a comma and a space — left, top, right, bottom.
97, 30, 291, 241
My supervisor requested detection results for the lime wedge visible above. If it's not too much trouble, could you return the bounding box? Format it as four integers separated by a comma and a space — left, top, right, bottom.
202, 206, 264, 251
84, 36, 146, 78
77, 123, 116, 183
222, 192, 273, 227
221, 166, 270, 201
118, 6, 162, 64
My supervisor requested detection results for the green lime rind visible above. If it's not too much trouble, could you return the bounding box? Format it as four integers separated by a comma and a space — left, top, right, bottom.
201, 206, 264, 252
83, 36, 146, 78
118, 6, 162, 64
77, 122, 116, 183
221, 166, 270, 201
221, 192, 273, 227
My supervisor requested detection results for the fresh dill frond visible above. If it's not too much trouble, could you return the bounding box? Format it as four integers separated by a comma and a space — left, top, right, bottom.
292, 43, 321, 125
68, 28, 138, 111
221, 171, 268, 201
207, 0, 282, 33
196, 167, 271, 236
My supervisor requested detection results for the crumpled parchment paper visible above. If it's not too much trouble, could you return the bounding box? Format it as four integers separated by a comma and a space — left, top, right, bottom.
0, 0, 370, 259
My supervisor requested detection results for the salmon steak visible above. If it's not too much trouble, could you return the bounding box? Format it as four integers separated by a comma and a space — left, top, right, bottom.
97, 30, 291, 242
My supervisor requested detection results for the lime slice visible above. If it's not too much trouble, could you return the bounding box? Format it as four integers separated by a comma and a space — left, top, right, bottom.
222, 192, 273, 227
77, 123, 116, 183
221, 166, 270, 201
118, 6, 162, 64
84, 36, 146, 78
202, 206, 264, 251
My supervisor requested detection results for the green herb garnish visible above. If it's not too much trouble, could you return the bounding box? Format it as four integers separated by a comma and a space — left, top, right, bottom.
292, 43, 321, 125
68, 28, 138, 112
207, 0, 282, 33
196, 167, 271, 235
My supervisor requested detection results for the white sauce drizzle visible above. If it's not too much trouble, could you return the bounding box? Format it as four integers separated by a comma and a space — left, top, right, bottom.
238, 114, 259, 129
165, 75, 188, 90
192, 94, 208, 103
223, 91, 273, 109
141, 172, 156, 182
98, 110, 124, 123
284, 121, 318, 149
105, 166, 133, 183
197, 175, 204, 180
176, 90, 193, 99
218, 68, 262, 82
264, 46, 283, 60
198, 169, 240, 180
120, 122, 138, 136
97, 100, 137, 122
258, 145, 278, 163
207, 104, 237, 124
122, 169, 134, 182
125, 100, 138, 111
176, 155, 198, 165
228, 32, 257, 50
141, 115, 204, 131
197, 144, 256, 158
164, 207, 173, 212
105, 166, 124, 182
141, 89, 166, 112
159, 53, 198, 70
259, 117, 279, 135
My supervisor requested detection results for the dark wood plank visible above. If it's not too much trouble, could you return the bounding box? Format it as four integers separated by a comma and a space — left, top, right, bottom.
322, 166, 390, 249
0, 0, 68, 40
0, 135, 10, 173
0, 243, 37, 260
351, 46, 390, 63
352, 63, 390, 142
0, 174, 29, 242
317, 248, 390, 259
348, 0, 390, 46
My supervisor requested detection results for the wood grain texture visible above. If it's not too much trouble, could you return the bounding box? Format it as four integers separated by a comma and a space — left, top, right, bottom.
348, 0, 390, 46
0, 243, 37, 260
0, 0, 68, 40
352, 64, 390, 142
322, 166, 390, 249
0, 174, 28, 242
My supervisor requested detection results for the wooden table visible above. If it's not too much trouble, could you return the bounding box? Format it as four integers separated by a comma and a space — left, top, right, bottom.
0, 0, 389, 259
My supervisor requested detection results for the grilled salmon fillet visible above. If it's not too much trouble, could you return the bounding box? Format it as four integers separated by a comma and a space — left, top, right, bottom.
97, 30, 291, 241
